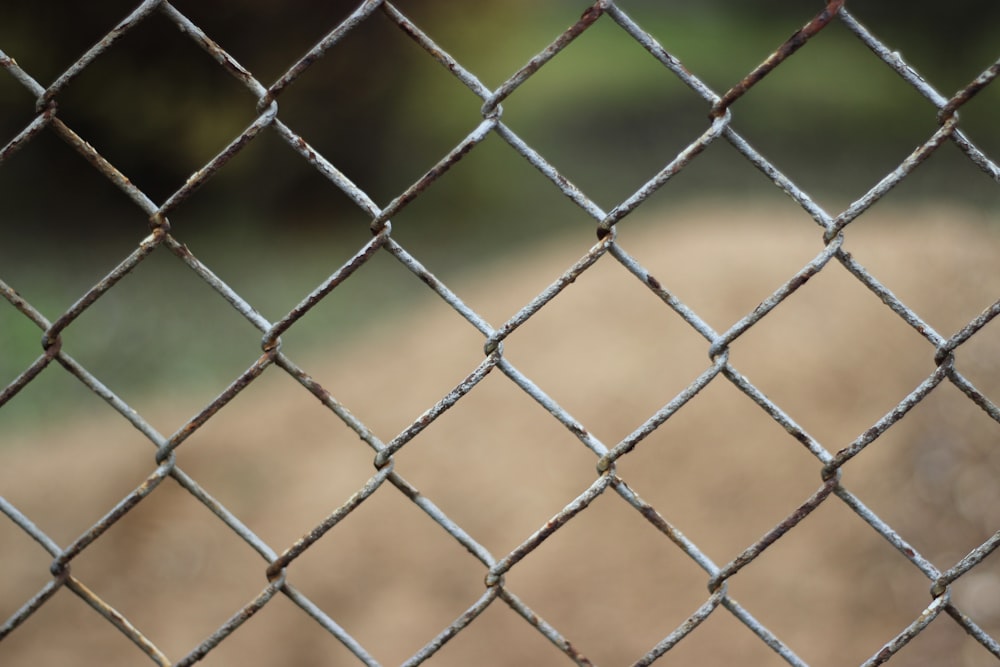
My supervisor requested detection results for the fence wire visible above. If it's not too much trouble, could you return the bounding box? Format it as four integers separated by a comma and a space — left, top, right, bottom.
2, 1, 1000, 665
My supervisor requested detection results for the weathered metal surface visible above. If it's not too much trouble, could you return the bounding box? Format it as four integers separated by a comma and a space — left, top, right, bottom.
1, 2, 998, 665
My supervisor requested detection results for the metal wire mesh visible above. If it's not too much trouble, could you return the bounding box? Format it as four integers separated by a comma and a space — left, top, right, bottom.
2, 1, 1000, 665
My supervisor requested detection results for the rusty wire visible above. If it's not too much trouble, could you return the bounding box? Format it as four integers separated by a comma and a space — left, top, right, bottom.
1, 1, 999, 665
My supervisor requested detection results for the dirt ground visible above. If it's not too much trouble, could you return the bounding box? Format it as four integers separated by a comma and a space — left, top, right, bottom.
2, 202, 999, 666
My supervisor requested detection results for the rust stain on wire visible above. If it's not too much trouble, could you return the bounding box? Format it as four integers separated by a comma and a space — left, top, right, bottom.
711, 0, 845, 117
483, 0, 606, 114
708, 477, 838, 593
938, 59, 1000, 122
156, 352, 277, 463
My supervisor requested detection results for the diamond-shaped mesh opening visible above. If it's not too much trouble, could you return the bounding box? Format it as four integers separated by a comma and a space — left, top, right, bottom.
283, 488, 490, 665
497, 14, 712, 205
392, 372, 598, 555
614, 377, 821, 559
274, 10, 484, 204
166, 368, 380, 547
729, 498, 935, 667
499, 252, 711, 443
59, 246, 267, 420
50, 15, 260, 203
501, 491, 713, 665
849, 382, 1000, 563
68, 482, 269, 658
385, 131, 597, 270
732, 259, 938, 444
295, 254, 492, 440
724, 19, 944, 209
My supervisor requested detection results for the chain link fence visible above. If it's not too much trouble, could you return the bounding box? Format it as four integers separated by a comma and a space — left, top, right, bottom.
2, 1, 1000, 665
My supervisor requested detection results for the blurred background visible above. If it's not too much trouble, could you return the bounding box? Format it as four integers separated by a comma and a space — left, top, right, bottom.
1, 0, 998, 427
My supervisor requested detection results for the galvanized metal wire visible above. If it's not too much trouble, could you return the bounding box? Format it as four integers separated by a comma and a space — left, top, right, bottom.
2, 1, 999, 665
